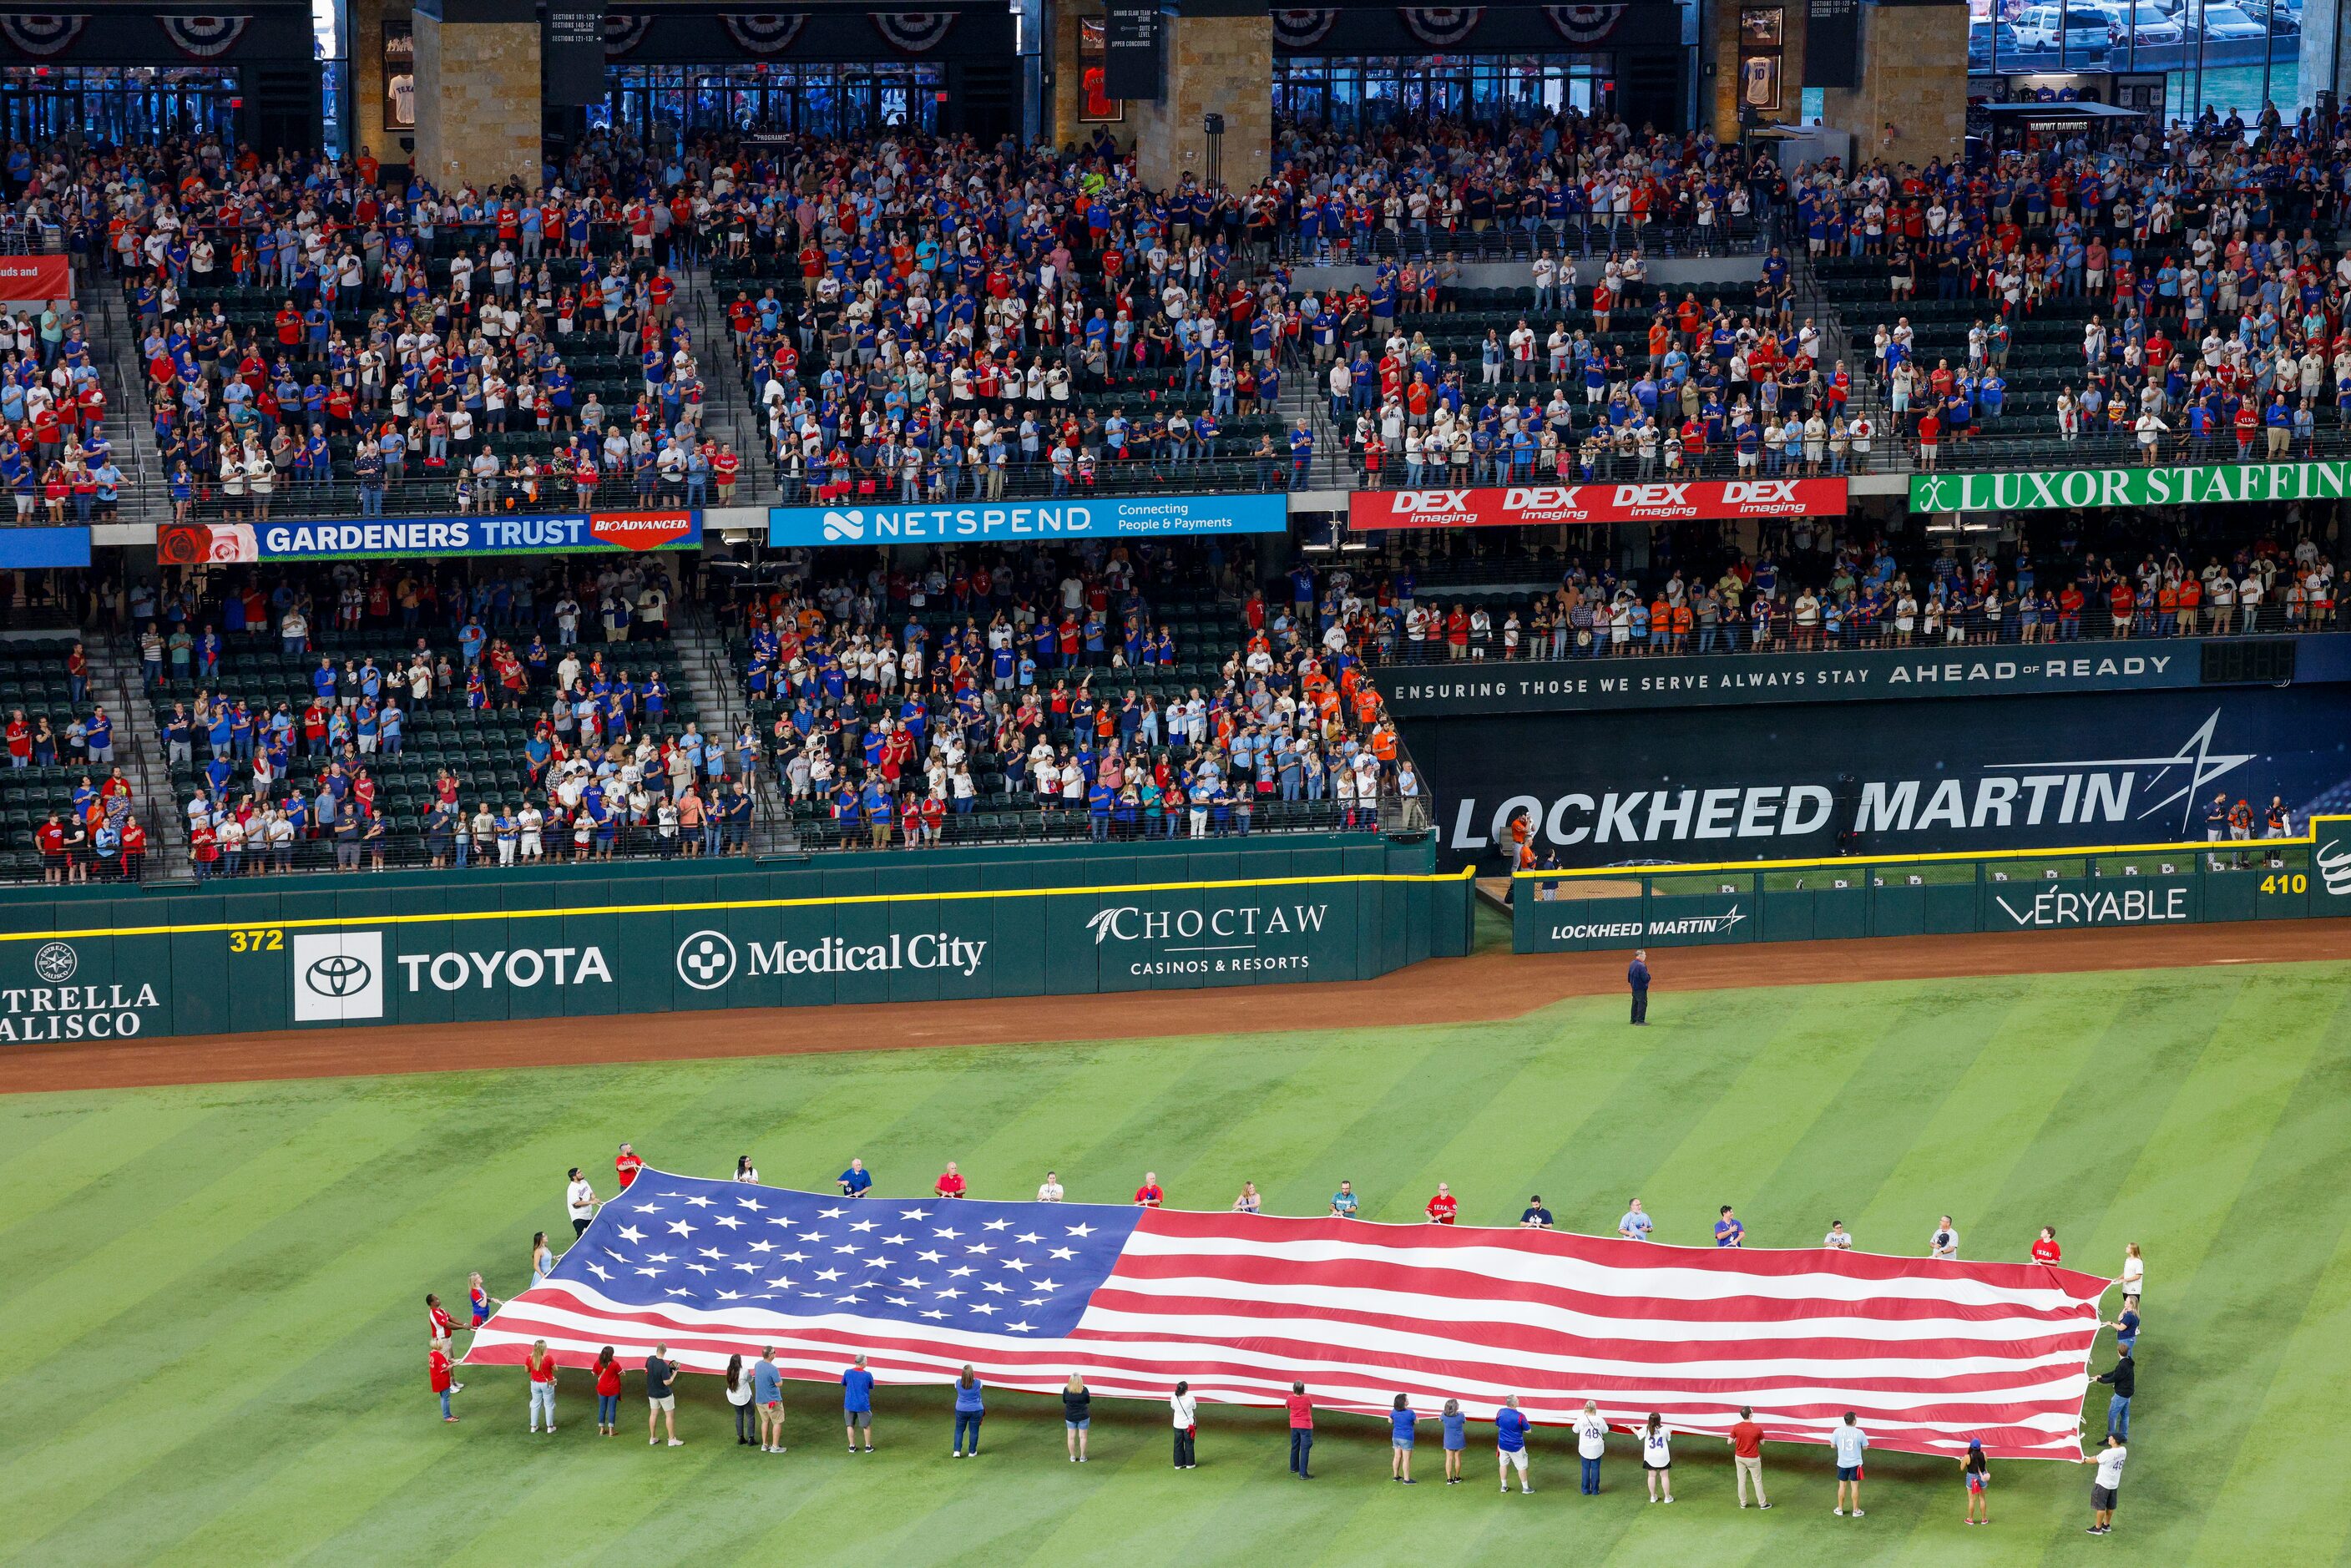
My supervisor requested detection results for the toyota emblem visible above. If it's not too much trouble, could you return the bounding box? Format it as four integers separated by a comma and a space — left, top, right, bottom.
305, 952, 374, 998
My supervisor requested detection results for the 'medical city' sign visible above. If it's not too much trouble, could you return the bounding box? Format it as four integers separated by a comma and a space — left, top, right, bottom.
1910, 459, 2351, 515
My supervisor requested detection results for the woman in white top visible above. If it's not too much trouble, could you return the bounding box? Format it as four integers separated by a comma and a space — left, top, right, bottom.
734, 1156, 759, 1184
724, 1353, 758, 1445
2120, 1243, 2144, 1308
1575, 1400, 1610, 1495
1170, 1380, 1200, 1469
1232, 1181, 1261, 1215
1641, 1412, 1675, 1502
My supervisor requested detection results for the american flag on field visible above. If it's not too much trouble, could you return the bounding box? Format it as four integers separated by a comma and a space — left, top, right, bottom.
465, 1171, 2112, 1461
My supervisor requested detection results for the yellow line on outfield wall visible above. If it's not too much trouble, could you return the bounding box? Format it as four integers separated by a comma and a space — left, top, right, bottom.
0, 865, 1477, 943
1511, 814, 2351, 881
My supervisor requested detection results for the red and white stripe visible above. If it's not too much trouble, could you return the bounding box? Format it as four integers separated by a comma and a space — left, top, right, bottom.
469, 1208, 2110, 1461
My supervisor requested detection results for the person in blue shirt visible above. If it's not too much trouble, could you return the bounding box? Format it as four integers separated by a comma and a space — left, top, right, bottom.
1440, 1398, 1469, 1485
837, 1157, 872, 1197
1714, 1206, 1745, 1247
829, 1353, 879, 1454
1496, 1395, 1532, 1494
1389, 1395, 1418, 1484
1627, 948, 1650, 1024
951, 1366, 984, 1457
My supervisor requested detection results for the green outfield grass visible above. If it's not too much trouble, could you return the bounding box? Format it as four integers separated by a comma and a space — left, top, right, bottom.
3, 960, 2348, 1566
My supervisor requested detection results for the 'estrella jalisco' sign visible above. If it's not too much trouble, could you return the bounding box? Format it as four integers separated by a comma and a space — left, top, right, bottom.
1911, 459, 2351, 515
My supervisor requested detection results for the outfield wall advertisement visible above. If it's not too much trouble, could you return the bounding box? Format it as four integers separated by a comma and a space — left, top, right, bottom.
1405, 686, 2351, 869
1512, 818, 2351, 953
0, 862, 1471, 1044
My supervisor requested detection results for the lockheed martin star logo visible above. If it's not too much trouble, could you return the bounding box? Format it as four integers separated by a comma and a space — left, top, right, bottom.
1982, 710, 2253, 836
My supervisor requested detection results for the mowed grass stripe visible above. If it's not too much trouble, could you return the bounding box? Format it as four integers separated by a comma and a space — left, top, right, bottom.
0, 1095, 229, 1242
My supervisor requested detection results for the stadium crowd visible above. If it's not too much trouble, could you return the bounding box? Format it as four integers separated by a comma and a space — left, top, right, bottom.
1324, 507, 2337, 662
720, 539, 1420, 846
1802, 103, 2351, 463
124, 556, 769, 874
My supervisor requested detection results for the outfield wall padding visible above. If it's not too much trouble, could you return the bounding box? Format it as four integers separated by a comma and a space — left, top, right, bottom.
1512, 817, 2351, 952
0, 836, 1473, 1043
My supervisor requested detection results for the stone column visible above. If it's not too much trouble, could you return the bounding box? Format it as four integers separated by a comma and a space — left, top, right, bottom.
412, 0, 542, 194
1820, 3, 1967, 170
1128, 9, 1272, 192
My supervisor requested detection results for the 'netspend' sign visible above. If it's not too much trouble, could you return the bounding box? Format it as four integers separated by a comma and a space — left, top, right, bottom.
767, 493, 1288, 546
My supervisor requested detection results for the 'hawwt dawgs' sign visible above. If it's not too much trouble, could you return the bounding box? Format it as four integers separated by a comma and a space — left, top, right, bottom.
1911, 459, 2351, 515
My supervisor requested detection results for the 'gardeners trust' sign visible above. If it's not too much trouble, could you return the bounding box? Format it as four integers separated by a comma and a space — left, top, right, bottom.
1911, 459, 2351, 515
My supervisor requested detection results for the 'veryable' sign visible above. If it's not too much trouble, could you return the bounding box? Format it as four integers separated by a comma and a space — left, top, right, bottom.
1350, 478, 1848, 529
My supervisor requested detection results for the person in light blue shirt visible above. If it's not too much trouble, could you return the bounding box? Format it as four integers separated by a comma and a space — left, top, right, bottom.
1328, 1181, 1359, 1218
1831, 1412, 1868, 1515
951, 1365, 984, 1457
842, 1353, 876, 1453
1495, 1394, 1532, 1494
1441, 1398, 1469, 1485
1389, 1395, 1418, 1484
1617, 1199, 1654, 1242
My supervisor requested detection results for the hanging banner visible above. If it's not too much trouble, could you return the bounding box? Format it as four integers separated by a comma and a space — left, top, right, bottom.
0, 255, 74, 306
158, 511, 701, 564
1350, 478, 1849, 530
1911, 459, 2351, 515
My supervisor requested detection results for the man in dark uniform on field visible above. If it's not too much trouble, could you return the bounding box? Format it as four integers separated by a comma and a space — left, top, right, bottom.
1628, 948, 1651, 1024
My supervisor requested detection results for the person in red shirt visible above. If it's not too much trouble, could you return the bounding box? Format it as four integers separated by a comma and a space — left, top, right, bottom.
1134, 1172, 1165, 1207
614, 1142, 644, 1189
525, 1338, 559, 1434
431, 1343, 459, 1421
5, 709, 28, 765
1425, 1184, 1459, 1224
1286, 1381, 1315, 1477
594, 1347, 624, 1435
426, 1292, 459, 1351
2031, 1227, 2062, 1266
119, 817, 146, 883
1729, 1406, 1771, 1507
935, 1160, 968, 1198
35, 812, 63, 883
